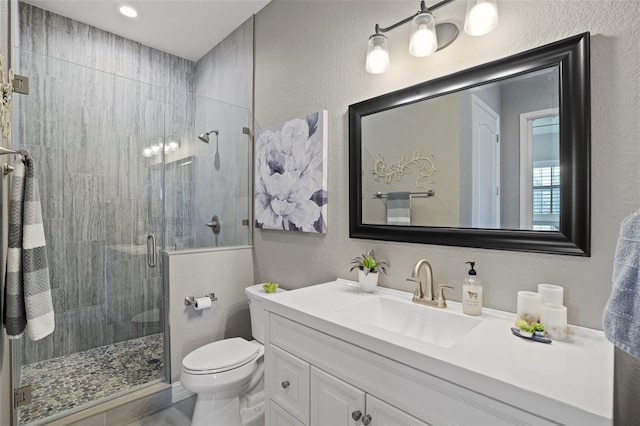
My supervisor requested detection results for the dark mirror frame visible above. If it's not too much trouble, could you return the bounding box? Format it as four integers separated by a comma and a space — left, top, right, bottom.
349, 33, 590, 256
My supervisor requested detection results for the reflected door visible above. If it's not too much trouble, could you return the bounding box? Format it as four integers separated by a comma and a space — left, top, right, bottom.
471, 95, 501, 228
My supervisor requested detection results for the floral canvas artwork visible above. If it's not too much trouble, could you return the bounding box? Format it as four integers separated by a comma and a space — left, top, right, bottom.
255, 110, 328, 233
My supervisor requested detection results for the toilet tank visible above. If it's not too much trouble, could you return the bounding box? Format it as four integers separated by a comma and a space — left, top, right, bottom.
245, 283, 286, 344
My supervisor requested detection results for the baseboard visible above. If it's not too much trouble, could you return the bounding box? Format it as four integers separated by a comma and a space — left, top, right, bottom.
171, 381, 195, 403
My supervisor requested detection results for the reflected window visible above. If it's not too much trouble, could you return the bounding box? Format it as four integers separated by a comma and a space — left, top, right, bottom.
532, 165, 560, 230
530, 115, 560, 231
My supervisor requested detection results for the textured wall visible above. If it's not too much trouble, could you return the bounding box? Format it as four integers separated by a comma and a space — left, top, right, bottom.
17, 3, 195, 363
254, 0, 640, 330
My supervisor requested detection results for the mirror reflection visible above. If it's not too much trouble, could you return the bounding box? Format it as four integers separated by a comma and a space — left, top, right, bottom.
361, 66, 560, 231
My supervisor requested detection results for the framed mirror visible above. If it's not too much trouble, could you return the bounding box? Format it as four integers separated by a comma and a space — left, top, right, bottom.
349, 33, 590, 256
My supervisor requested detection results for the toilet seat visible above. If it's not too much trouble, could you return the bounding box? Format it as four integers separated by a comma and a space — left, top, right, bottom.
182, 337, 260, 375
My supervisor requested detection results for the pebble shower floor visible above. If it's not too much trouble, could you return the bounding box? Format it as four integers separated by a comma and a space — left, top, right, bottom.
17, 333, 164, 424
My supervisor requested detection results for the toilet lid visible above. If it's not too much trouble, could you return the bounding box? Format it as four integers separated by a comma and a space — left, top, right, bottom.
183, 337, 259, 373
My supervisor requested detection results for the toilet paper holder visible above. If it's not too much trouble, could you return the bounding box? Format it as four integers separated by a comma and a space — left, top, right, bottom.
185, 293, 218, 306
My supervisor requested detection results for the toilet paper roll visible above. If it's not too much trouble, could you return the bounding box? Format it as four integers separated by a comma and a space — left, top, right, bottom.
194, 296, 212, 311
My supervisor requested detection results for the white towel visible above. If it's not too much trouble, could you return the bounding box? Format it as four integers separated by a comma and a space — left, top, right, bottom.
386, 192, 411, 225
603, 210, 640, 358
3, 157, 55, 341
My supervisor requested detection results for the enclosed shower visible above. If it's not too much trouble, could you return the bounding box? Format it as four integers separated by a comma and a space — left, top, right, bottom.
8, 2, 253, 424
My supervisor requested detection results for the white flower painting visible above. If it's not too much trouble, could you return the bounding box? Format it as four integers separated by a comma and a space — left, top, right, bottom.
255, 110, 328, 233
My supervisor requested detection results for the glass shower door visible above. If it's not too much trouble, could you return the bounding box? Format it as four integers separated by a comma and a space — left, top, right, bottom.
163, 95, 253, 250
11, 47, 166, 425
193, 96, 252, 249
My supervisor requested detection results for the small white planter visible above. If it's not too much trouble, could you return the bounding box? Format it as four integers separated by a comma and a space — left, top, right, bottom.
358, 270, 379, 293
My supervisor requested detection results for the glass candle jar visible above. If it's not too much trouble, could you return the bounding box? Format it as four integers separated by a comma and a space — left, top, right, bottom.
538, 283, 564, 306
516, 291, 542, 323
540, 303, 568, 340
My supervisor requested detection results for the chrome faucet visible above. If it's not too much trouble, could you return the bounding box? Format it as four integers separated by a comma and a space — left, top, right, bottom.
406, 260, 453, 308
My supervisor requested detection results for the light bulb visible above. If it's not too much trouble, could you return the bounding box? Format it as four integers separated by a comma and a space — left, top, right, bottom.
366, 34, 390, 74
409, 12, 438, 57
151, 144, 161, 153
169, 141, 179, 151
464, 0, 499, 36
142, 147, 153, 157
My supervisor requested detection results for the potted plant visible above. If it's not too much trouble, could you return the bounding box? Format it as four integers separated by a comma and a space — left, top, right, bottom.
350, 249, 388, 292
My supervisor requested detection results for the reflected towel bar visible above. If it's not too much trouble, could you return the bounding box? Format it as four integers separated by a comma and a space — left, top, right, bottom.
373, 190, 435, 199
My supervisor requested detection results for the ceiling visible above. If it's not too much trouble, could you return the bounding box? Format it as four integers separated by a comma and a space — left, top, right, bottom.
21, 0, 271, 62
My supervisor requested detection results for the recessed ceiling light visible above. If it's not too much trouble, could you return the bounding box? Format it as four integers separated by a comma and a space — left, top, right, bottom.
119, 5, 138, 18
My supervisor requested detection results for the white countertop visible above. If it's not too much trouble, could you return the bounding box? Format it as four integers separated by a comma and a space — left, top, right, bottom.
263, 279, 613, 425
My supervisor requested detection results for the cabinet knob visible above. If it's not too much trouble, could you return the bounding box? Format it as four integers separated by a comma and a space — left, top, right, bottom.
362, 414, 372, 425
281, 380, 290, 389
351, 410, 362, 421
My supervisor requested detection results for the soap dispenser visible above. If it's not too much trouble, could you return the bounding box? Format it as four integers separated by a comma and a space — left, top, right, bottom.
462, 261, 483, 316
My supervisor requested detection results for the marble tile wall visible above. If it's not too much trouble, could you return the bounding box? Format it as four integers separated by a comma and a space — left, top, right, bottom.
17, 2, 196, 364
193, 18, 254, 248
193, 97, 251, 248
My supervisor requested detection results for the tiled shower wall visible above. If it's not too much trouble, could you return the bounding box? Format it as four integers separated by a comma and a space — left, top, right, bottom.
193, 18, 253, 248
16, 3, 196, 364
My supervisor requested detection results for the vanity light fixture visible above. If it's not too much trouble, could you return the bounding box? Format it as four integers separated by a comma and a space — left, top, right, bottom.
119, 5, 138, 18
365, 0, 499, 74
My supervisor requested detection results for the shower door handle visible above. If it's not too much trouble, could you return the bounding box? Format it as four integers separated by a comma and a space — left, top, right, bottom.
147, 234, 157, 267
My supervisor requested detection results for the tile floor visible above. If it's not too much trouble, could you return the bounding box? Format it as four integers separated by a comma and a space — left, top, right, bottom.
18, 333, 164, 425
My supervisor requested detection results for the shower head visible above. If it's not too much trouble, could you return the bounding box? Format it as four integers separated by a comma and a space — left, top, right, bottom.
198, 129, 219, 143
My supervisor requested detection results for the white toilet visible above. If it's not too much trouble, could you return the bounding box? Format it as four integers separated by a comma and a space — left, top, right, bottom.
180, 284, 285, 426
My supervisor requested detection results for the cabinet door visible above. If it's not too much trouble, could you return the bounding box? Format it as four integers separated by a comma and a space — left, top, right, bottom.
366, 394, 431, 426
271, 401, 306, 426
311, 367, 365, 426
269, 345, 311, 424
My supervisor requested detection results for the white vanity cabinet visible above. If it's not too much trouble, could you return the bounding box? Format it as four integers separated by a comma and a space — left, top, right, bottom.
267, 333, 428, 426
265, 313, 556, 426
263, 280, 613, 426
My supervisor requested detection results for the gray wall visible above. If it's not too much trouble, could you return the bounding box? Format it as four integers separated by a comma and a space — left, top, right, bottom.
361, 94, 460, 227
17, 3, 195, 363
254, 0, 639, 330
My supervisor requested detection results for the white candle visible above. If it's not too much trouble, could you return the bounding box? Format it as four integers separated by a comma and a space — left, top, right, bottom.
538, 284, 564, 306
540, 303, 568, 341
516, 291, 542, 323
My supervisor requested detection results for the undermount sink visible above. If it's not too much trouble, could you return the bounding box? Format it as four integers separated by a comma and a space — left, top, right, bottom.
333, 295, 481, 348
